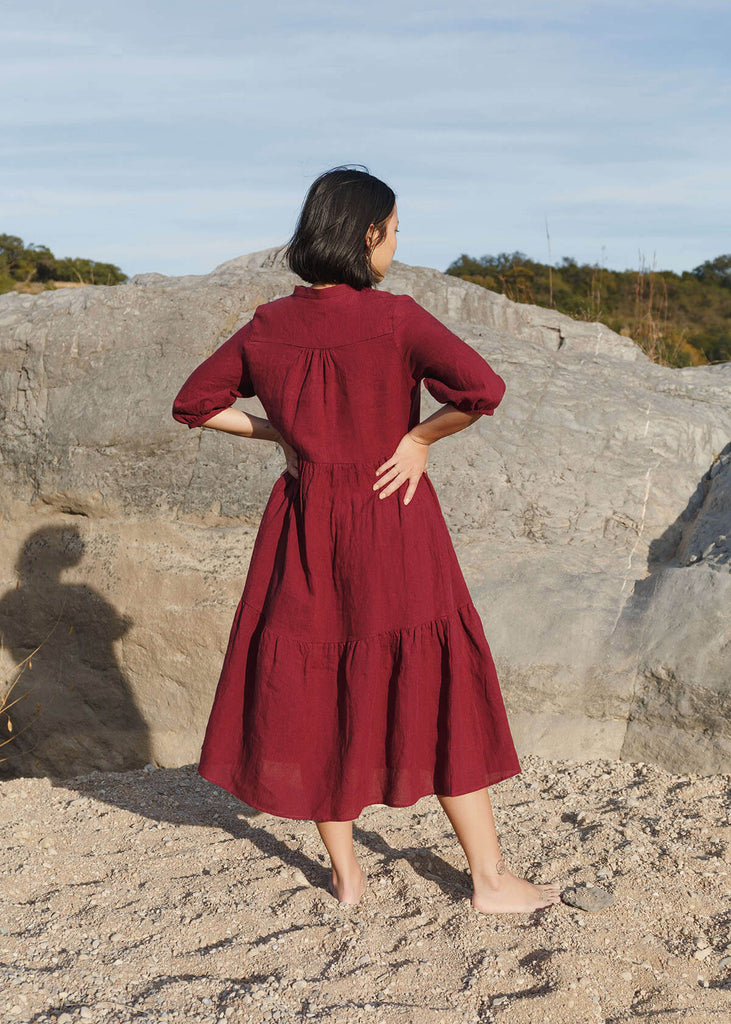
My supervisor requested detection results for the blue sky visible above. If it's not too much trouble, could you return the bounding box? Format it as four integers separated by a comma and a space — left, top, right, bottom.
3, 0, 729, 279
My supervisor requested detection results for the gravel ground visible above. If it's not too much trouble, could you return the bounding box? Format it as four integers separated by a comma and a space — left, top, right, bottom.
1, 754, 729, 1024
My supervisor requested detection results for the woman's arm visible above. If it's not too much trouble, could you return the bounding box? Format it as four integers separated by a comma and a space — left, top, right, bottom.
200, 407, 301, 478
199, 407, 281, 441
407, 403, 482, 446
392, 295, 506, 417
377, 298, 504, 504
172, 320, 257, 429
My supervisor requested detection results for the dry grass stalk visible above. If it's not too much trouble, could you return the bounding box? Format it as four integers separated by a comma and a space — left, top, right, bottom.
632, 251, 679, 365
0, 613, 64, 766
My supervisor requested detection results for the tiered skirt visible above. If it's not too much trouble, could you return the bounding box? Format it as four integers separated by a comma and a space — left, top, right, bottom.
197, 456, 521, 821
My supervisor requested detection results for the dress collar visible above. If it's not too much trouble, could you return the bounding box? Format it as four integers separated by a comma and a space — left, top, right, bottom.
292, 283, 363, 299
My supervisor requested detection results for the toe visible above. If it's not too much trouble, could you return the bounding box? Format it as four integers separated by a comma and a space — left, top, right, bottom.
537, 885, 562, 903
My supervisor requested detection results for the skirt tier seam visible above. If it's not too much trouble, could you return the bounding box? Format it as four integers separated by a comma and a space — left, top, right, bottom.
240, 597, 476, 647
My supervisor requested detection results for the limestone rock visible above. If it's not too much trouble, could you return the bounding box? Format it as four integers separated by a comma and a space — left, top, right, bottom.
0, 251, 729, 779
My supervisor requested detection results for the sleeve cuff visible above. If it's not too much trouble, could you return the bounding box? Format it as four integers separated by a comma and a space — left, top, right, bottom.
423, 378, 501, 415
171, 403, 232, 429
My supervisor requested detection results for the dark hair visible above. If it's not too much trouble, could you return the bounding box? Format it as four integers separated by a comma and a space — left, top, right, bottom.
284, 165, 396, 289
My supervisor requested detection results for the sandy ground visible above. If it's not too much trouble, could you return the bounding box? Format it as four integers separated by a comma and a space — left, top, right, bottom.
1, 753, 729, 1024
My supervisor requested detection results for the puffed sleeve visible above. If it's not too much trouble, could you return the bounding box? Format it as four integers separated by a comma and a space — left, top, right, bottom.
392, 294, 506, 415
172, 320, 257, 429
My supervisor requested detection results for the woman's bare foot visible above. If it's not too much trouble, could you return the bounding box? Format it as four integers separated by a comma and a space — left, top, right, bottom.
329, 865, 367, 905
471, 869, 563, 914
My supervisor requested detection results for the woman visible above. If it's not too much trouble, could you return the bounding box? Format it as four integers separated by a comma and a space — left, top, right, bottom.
172, 165, 562, 914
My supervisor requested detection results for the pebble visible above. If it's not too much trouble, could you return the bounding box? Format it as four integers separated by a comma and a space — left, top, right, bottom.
561, 885, 615, 912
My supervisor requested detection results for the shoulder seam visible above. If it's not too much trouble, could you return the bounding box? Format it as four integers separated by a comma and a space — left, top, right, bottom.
389, 291, 415, 325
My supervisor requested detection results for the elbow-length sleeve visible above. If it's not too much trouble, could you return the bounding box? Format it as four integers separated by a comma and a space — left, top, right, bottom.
172, 320, 257, 429
392, 294, 506, 415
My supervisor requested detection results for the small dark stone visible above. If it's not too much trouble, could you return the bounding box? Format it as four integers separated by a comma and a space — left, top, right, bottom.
561, 885, 615, 912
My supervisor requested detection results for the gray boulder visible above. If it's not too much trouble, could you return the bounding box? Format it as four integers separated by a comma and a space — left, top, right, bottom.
0, 250, 728, 779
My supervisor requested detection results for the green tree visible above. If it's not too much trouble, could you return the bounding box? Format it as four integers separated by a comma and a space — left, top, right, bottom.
692, 254, 731, 288
446, 251, 731, 366
0, 234, 127, 293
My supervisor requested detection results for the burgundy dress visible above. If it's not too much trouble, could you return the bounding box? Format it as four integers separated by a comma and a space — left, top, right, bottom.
172, 282, 521, 821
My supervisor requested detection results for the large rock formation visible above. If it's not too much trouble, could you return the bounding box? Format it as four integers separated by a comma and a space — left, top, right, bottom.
1, 248, 729, 779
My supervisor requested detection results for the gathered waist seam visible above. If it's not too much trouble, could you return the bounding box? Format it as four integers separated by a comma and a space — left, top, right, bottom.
296, 455, 391, 465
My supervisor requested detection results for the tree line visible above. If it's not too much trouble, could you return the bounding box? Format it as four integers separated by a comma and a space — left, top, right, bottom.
3, 231, 729, 367
446, 252, 731, 366
0, 233, 127, 292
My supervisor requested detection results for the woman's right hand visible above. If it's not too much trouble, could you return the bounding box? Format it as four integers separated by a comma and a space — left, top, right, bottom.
373, 432, 430, 506
272, 430, 300, 479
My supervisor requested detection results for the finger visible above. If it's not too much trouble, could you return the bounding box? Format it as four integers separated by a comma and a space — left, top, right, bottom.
375, 457, 396, 477
378, 473, 406, 499
372, 468, 401, 491
403, 479, 418, 505
373, 465, 400, 491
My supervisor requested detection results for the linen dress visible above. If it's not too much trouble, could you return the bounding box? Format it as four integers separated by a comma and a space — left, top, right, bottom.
172, 282, 521, 821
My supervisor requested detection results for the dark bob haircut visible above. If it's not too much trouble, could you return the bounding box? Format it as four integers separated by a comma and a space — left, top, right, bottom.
284, 165, 396, 290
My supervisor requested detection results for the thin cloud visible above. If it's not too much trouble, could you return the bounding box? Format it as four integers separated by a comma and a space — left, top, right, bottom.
2, 1, 729, 276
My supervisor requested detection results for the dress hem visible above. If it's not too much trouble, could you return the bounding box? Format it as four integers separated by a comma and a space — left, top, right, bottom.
197, 761, 523, 823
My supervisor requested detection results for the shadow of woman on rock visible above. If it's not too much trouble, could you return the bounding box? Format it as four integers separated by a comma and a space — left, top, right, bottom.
0, 527, 422, 899
0, 524, 151, 780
